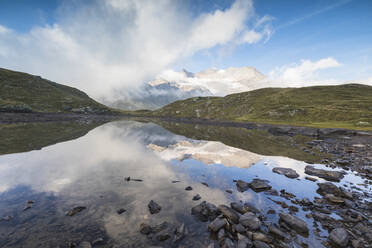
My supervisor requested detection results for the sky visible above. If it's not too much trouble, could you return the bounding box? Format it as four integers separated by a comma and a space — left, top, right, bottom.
0, 0, 371, 98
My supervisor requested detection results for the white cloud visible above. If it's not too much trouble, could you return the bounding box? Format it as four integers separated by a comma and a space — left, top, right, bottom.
269, 57, 342, 86
0, 0, 272, 99
240, 30, 263, 44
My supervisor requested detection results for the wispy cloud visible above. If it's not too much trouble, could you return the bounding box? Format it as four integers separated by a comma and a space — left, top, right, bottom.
276, 0, 352, 30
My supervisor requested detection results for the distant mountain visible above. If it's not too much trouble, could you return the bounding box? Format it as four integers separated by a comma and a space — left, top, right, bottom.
0, 67, 114, 114
104, 66, 267, 110
144, 84, 372, 130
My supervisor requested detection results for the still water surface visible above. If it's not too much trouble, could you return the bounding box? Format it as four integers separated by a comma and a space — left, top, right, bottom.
0, 120, 369, 247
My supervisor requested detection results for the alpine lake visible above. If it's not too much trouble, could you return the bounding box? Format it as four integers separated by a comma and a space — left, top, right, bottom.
0, 119, 371, 248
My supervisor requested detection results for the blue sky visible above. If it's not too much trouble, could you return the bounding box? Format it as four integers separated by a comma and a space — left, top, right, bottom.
0, 0, 371, 97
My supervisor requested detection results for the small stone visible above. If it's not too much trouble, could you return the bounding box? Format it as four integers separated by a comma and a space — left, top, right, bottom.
91, 238, 104, 246
117, 208, 126, 214
192, 194, 201, 201
253, 240, 270, 248
185, 186, 193, 191
201, 182, 209, 187
78, 241, 92, 248
148, 200, 161, 214
139, 223, 152, 235
23, 200, 34, 211
66, 206, 86, 216
226, 189, 233, 194
236, 180, 250, 192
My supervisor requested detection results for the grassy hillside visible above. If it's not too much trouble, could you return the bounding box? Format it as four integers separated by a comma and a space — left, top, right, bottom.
148, 84, 372, 130
0, 67, 114, 114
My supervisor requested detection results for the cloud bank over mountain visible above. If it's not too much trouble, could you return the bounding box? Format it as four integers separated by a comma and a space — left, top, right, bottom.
0, 0, 272, 99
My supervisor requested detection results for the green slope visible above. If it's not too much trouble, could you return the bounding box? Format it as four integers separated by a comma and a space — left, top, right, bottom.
148, 84, 372, 130
0, 67, 114, 114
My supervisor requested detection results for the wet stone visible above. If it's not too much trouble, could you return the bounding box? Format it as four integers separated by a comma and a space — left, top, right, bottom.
185, 186, 193, 191
117, 208, 126, 215
226, 189, 233, 194
66, 206, 86, 216
329, 228, 349, 247
191, 201, 220, 222
236, 180, 250, 192
218, 205, 240, 224
78, 241, 92, 248
279, 212, 309, 234
208, 218, 226, 232
193, 194, 201, 201
23, 200, 34, 211
305, 165, 345, 182
272, 167, 299, 178
148, 200, 161, 214
231, 202, 248, 214
253, 240, 270, 248
250, 179, 271, 192
239, 212, 261, 231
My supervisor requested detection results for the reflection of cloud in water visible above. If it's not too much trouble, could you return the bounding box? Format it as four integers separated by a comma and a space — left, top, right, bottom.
148, 140, 262, 168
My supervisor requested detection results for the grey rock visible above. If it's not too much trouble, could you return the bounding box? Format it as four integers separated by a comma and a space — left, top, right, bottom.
208, 218, 227, 232
192, 194, 201, 201
78, 241, 92, 248
218, 205, 240, 224
148, 200, 161, 214
239, 212, 261, 231
253, 240, 270, 248
236, 180, 250, 192
272, 167, 299, 178
268, 224, 290, 242
231, 202, 247, 214
329, 228, 349, 247
305, 165, 344, 182
317, 182, 343, 196
191, 201, 219, 222
238, 237, 253, 248
279, 213, 308, 234
66, 206, 86, 216
250, 179, 271, 192
222, 238, 235, 248
185, 186, 193, 191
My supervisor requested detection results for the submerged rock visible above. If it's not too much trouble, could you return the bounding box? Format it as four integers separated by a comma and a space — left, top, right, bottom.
272, 167, 299, 178
317, 182, 344, 196
329, 228, 349, 247
250, 179, 271, 192
23, 200, 34, 211
305, 165, 345, 182
148, 200, 161, 214
239, 212, 261, 231
193, 194, 201, 201
236, 180, 250, 192
279, 213, 308, 234
78, 241, 92, 248
66, 206, 86, 216
191, 201, 220, 222
117, 208, 126, 215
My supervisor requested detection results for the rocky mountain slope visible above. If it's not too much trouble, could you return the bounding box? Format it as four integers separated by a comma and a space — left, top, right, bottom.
0, 67, 114, 114
104, 67, 267, 110
145, 84, 372, 130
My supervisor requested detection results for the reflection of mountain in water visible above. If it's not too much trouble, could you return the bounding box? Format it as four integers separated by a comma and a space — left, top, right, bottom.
148, 140, 262, 168
0, 121, 106, 155
153, 121, 328, 163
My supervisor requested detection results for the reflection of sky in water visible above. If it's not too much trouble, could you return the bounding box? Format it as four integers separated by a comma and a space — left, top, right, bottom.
0, 120, 370, 247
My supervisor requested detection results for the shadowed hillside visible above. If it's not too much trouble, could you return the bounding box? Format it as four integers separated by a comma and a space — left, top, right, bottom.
0, 68, 115, 114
